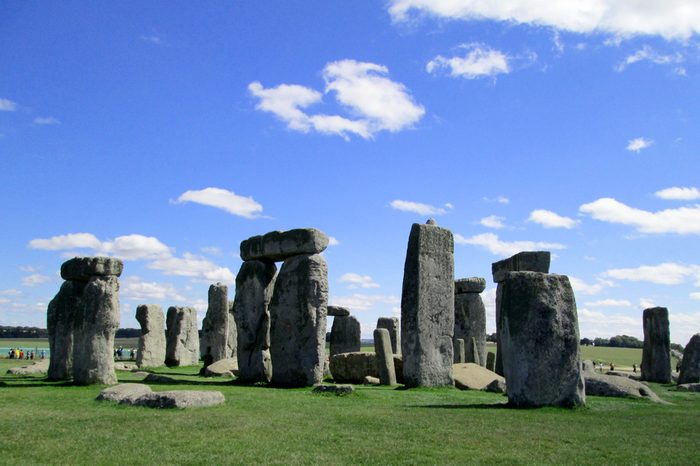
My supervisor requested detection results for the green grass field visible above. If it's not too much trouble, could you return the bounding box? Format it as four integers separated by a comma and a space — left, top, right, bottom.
1, 354, 699, 464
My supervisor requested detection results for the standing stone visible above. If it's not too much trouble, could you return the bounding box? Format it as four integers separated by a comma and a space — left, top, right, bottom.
400, 220, 455, 388
47, 281, 85, 380
499, 271, 584, 407
72, 276, 120, 385
269, 253, 328, 387
200, 283, 230, 363
454, 338, 466, 364
330, 315, 361, 357
165, 307, 200, 367
678, 334, 700, 385
486, 352, 496, 372
226, 301, 236, 358
136, 304, 166, 369
233, 260, 277, 383
641, 307, 671, 383
374, 328, 396, 385
376, 317, 400, 354
454, 280, 486, 367
469, 337, 481, 366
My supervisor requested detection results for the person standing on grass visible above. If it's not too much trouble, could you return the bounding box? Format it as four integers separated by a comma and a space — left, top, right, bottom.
632, 363, 637, 373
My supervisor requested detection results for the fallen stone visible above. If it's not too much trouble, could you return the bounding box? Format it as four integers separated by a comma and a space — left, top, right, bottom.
485, 378, 506, 394
204, 357, 239, 377
376, 317, 400, 354
240, 228, 329, 262
678, 333, 700, 385
165, 306, 200, 367
6, 359, 49, 375
677, 383, 700, 392
60, 256, 123, 282
312, 385, 354, 396
364, 376, 380, 385
330, 352, 377, 384
133, 390, 225, 408
136, 304, 166, 369
453, 363, 505, 391
328, 306, 350, 317
143, 373, 178, 383
607, 371, 641, 381
585, 373, 664, 403
641, 307, 671, 383
96, 383, 153, 403
330, 315, 361, 357
455, 277, 486, 294
491, 251, 550, 283
114, 363, 138, 371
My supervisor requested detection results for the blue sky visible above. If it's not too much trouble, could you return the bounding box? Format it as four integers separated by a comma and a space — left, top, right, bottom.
1, 1, 699, 345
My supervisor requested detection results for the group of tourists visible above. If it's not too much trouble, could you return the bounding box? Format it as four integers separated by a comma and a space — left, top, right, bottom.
7, 348, 45, 360
113, 346, 136, 361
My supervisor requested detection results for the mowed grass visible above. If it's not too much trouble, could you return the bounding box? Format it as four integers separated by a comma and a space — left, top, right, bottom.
1, 358, 699, 465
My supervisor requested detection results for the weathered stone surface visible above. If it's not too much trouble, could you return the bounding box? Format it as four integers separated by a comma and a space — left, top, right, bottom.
641, 307, 671, 383
269, 254, 328, 387
200, 283, 231, 363
133, 390, 225, 408
364, 376, 380, 385
469, 337, 481, 366
678, 333, 700, 385
165, 306, 199, 367
226, 302, 236, 359
454, 293, 486, 367
47, 280, 83, 380
72, 276, 120, 385
7, 359, 49, 375
374, 328, 397, 385
330, 352, 377, 383
328, 306, 350, 317
136, 304, 165, 369
234, 260, 276, 383
60, 256, 123, 282
393, 354, 404, 385
454, 338, 465, 364
330, 316, 361, 357
485, 378, 506, 394
312, 385, 354, 395
486, 352, 496, 372
677, 383, 700, 392
143, 373, 177, 383
491, 251, 550, 283
96, 383, 153, 403
240, 228, 329, 262
453, 363, 505, 391
455, 277, 486, 294
585, 373, 664, 403
114, 362, 137, 371
376, 317, 400, 354
204, 357, 238, 377
401, 221, 455, 388
499, 272, 585, 407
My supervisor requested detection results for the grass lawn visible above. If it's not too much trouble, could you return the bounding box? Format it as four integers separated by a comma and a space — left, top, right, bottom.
1, 358, 698, 465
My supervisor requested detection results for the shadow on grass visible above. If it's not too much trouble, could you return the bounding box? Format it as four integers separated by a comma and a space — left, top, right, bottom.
415, 402, 510, 410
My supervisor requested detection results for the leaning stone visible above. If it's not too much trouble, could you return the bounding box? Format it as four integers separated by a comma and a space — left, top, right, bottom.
200, 283, 231, 363
240, 228, 329, 262
60, 256, 123, 282
312, 385, 354, 396
328, 306, 350, 317
374, 328, 397, 385
364, 376, 380, 385
47, 280, 83, 381
165, 306, 200, 367
454, 338, 465, 364
7, 359, 49, 375
204, 358, 239, 377
96, 383, 153, 403
491, 251, 550, 283
133, 390, 225, 408
455, 277, 486, 294
641, 307, 671, 383
330, 316, 361, 357
677, 383, 700, 392
678, 333, 700, 385
454, 292, 486, 366
585, 373, 664, 403
269, 254, 328, 387
499, 272, 585, 407
401, 221, 455, 388
376, 317, 400, 354
486, 352, 496, 372
136, 304, 166, 369
233, 260, 276, 383
330, 352, 377, 384
453, 363, 505, 391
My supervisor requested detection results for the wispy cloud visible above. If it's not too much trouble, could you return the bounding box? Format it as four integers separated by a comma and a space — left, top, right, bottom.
528, 209, 579, 229
454, 232, 565, 257
0, 98, 17, 112
22, 274, 51, 287
121, 276, 187, 302
482, 195, 509, 204
140, 34, 166, 46
33, 116, 60, 125
328, 236, 340, 246
390, 199, 450, 216
603, 262, 700, 285
626, 137, 653, 153
329, 293, 399, 312
427, 43, 509, 79
479, 215, 505, 229
148, 252, 235, 284
654, 186, 700, 201
339, 273, 380, 289
176, 187, 263, 219
584, 299, 632, 307
615, 45, 683, 72
568, 276, 614, 296
579, 197, 700, 234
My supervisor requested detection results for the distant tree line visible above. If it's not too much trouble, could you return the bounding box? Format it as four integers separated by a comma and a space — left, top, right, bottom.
0, 326, 142, 339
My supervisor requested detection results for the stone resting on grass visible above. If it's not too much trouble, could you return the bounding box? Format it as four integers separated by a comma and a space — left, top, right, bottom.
97, 384, 225, 408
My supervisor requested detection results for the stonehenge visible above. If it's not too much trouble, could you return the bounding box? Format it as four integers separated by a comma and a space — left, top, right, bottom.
641, 307, 672, 383
200, 283, 233, 363
678, 333, 700, 385
454, 277, 486, 366
330, 315, 361, 357
136, 304, 166, 369
376, 317, 400, 354
165, 306, 200, 367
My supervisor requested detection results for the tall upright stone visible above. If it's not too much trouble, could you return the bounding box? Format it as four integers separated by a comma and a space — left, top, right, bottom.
641, 307, 671, 383
47, 281, 83, 380
136, 304, 166, 369
469, 337, 481, 366
374, 328, 397, 385
234, 260, 277, 383
330, 315, 361, 357
486, 352, 496, 372
454, 277, 487, 367
269, 253, 328, 387
454, 338, 466, 364
226, 301, 237, 358
492, 251, 550, 376
376, 317, 400, 354
165, 306, 199, 367
678, 333, 700, 385
400, 219, 455, 388
200, 283, 231, 363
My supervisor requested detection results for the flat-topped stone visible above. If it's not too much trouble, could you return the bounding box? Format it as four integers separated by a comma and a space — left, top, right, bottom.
491, 251, 550, 283
240, 228, 329, 262
96, 383, 153, 403
455, 277, 486, 294
61, 256, 123, 281
328, 305, 350, 317
133, 390, 225, 408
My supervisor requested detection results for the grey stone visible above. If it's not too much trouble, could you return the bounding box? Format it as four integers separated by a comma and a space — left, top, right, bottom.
143, 373, 178, 383
234, 260, 276, 383
491, 251, 550, 283
328, 306, 350, 317
672, 349, 684, 362
453, 363, 505, 391
96, 383, 153, 403
486, 352, 496, 372
136, 304, 165, 369
454, 338, 465, 364
641, 307, 671, 383
364, 376, 380, 385
585, 373, 664, 403
204, 357, 238, 377
226, 301, 236, 359
240, 228, 329, 262
393, 354, 404, 385
678, 333, 700, 385
60, 256, 123, 282
47, 280, 83, 380
400, 222, 455, 388
312, 385, 354, 396
269, 253, 328, 387
469, 337, 481, 366
455, 277, 486, 294
485, 378, 507, 394
581, 359, 596, 373
200, 283, 231, 363
330, 352, 377, 384
133, 390, 225, 408
72, 276, 120, 385
499, 272, 585, 407
330, 316, 361, 357
454, 293, 486, 367
374, 328, 397, 385
7, 359, 49, 375
677, 383, 700, 392
114, 362, 137, 371
376, 317, 400, 354
165, 306, 199, 367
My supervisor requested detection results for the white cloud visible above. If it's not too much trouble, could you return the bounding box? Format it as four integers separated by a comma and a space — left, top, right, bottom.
29, 233, 102, 251
176, 187, 263, 219
99, 234, 171, 260
148, 252, 235, 284
569, 276, 613, 296
328, 236, 340, 246
654, 186, 700, 201
626, 137, 653, 153
329, 294, 399, 312
390, 199, 448, 216
249, 81, 323, 132
528, 209, 579, 229
201, 246, 222, 256
33, 116, 60, 125
479, 215, 505, 229
670, 312, 700, 344
603, 262, 699, 285
578, 308, 640, 340
482, 195, 510, 204
579, 197, 700, 234
584, 299, 632, 307
690, 292, 700, 300
0, 98, 17, 111
22, 274, 51, 287
639, 298, 656, 309
615, 45, 683, 72
339, 273, 380, 289
387, 0, 700, 40
454, 232, 565, 257
140, 34, 166, 46
0, 298, 9, 304
0, 289, 21, 296
120, 276, 187, 302
427, 43, 509, 79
